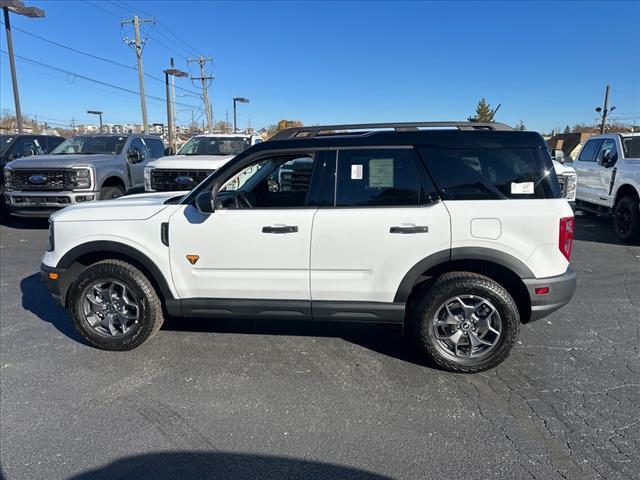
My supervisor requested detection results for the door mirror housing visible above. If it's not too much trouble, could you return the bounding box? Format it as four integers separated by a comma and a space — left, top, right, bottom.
195, 185, 220, 215
599, 149, 617, 167
127, 149, 142, 163
23, 147, 36, 157
164, 147, 174, 156
553, 149, 566, 163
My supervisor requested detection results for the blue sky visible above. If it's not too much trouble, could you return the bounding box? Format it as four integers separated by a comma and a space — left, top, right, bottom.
1, 0, 639, 132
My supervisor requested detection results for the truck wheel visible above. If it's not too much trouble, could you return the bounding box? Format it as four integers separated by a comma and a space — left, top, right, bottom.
69, 260, 164, 351
614, 196, 640, 243
407, 272, 519, 373
100, 186, 124, 200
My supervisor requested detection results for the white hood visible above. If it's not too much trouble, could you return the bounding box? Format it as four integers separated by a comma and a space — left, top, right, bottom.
148, 154, 235, 171
51, 191, 182, 222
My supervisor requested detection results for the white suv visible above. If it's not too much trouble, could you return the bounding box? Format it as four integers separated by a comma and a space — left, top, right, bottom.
41, 122, 576, 373
144, 133, 262, 192
573, 133, 640, 242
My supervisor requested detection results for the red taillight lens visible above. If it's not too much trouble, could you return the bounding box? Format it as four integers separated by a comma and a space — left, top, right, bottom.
559, 216, 574, 261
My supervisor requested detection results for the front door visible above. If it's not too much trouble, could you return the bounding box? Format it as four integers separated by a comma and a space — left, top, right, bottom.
574, 138, 603, 203
168, 152, 321, 303
126, 137, 149, 188
310, 148, 451, 305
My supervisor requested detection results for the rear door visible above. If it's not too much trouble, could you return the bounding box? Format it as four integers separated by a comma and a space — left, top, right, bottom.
310, 148, 451, 310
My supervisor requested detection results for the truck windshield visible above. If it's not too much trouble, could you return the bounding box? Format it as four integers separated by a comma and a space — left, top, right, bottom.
0, 136, 14, 156
50, 136, 127, 155
621, 136, 640, 158
177, 136, 251, 156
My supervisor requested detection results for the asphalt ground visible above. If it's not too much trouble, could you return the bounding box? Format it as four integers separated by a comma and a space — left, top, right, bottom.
0, 213, 639, 480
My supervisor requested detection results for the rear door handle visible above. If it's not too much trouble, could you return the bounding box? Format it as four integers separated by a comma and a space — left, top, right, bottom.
262, 225, 298, 234
390, 225, 429, 234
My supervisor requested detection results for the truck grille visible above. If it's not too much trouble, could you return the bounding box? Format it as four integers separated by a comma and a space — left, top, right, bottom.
151, 169, 212, 191
11, 169, 72, 191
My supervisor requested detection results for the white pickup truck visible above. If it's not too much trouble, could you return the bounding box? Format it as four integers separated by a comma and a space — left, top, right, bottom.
573, 133, 640, 242
144, 133, 262, 192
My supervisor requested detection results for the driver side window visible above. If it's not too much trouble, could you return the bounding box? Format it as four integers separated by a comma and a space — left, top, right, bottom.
219, 154, 316, 208
128, 138, 147, 160
596, 139, 617, 164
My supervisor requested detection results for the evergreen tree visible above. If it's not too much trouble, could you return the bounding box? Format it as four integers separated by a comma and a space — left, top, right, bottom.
563, 125, 571, 134
468, 98, 494, 122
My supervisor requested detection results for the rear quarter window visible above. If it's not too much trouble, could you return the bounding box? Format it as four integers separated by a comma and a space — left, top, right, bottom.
418, 147, 561, 200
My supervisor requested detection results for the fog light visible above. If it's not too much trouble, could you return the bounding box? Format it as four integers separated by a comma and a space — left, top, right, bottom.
535, 287, 549, 295
49, 272, 59, 280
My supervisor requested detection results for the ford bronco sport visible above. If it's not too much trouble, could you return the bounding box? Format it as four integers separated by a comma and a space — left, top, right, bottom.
41, 122, 577, 372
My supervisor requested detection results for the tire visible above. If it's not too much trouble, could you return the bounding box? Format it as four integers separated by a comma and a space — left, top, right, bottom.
99, 185, 124, 200
407, 272, 520, 373
613, 195, 640, 243
69, 260, 164, 351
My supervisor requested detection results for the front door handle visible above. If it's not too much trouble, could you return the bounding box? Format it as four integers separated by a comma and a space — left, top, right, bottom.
262, 225, 298, 234
390, 225, 429, 234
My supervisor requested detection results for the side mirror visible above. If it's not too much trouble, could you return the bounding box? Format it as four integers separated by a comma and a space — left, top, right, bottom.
164, 147, 174, 156
195, 188, 219, 214
553, 150, 565, 163
23, 147, 36, 157
127, 149, 141, 163
599, 150, 617, 167
9, 152, 20, 160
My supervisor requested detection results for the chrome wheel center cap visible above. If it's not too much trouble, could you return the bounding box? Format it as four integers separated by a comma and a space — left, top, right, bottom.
461, 321, 471, 331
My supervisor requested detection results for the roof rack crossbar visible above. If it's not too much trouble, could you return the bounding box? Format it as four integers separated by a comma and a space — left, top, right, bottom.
269, 121, 514, 141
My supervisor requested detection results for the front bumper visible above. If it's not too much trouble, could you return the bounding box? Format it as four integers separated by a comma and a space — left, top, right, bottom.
41, 263, 68, 306
523, 267, 577, 322
5, 191, 98, 217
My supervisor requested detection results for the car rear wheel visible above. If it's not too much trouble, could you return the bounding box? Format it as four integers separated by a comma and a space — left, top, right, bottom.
69, 260, 164, 350
614, 195, 640, 243
100, 185, 124, 200
407, 272, 520, 373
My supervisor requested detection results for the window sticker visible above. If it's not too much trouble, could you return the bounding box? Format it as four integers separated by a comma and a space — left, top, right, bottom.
511, 182, 534, 194
369, 158, 394, 188
351, 164, 363, 180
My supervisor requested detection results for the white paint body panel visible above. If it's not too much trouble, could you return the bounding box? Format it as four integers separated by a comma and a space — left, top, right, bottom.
167, 205, 315, 299
310, 203, 451, 302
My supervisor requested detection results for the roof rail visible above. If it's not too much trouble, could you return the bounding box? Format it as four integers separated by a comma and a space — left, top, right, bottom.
269, 121, 514, 141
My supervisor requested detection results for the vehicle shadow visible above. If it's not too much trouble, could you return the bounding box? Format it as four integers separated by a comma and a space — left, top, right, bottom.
20, 273, 84, 343
20, 271, 427, 368
573, 213, 627, 246
68, 451, 394, 480
0, 215, 49, 230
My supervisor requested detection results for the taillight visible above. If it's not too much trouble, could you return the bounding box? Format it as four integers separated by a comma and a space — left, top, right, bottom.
559, 216, 574, 261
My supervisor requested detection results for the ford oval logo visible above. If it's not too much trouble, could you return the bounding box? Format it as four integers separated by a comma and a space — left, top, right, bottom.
175, 176, 194, 185
28, 175, 46, 185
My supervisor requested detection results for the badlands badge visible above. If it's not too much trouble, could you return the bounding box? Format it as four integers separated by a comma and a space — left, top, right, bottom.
186, 255, 200, 265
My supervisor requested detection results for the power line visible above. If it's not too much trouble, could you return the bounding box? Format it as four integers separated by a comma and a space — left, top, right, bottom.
0, 21, 202, 97
0, 50, 201, 109
84, 0, 122, 19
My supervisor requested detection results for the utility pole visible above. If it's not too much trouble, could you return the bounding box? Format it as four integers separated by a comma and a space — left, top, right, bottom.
170, 58, 177, 144
188, 56, 214, 133
2, 0, 45, 134
596, 85, 614, 134
164, 66, 187, 153
122, 14, 154, 134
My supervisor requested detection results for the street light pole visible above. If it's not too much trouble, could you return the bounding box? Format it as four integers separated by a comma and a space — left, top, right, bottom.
233, 97, 249, 133
87, 110, 103, 132
164, 67, 188, 152
596, 85, 616, 134
1, 0, 45, 134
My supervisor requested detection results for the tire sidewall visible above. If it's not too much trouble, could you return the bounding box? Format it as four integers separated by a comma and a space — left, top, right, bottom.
614, 196, 640, 243
100, 186, 124, 200
413, 275, 519, 372
70, 263, 155, 350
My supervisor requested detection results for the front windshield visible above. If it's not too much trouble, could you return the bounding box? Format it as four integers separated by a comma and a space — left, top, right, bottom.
0, 136, 14, 156
50, 136, 127, 155
622, 136, 640, 158
177, 136, 251, 156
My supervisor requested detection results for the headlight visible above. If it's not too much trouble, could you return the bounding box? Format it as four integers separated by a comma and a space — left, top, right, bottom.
47, 220, 55, 252
564, 173, 577, 202
70, 167, 94, 190
3, 167, 13, 190
144, 167, 155, 191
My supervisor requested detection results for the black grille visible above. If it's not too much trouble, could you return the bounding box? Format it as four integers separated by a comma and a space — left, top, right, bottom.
11, 169, 73, 191
151, 169, 212, 191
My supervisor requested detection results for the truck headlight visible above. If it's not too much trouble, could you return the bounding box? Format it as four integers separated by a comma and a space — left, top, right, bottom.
564, 174, 577, 202
70, 167, 94, 190
3, 167, 13, 191
47, 220, 55, 252
144, 167, 155, 191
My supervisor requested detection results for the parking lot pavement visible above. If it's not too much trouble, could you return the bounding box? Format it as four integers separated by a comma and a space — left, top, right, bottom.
0, 214, 638, 480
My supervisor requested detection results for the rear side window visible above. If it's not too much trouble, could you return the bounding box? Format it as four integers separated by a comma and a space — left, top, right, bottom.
335, 148, 433, 207
419, 147, 560, 200
578, 139, 603, 162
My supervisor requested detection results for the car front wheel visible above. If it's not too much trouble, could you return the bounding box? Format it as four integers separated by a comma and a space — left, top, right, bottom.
408, 272, 520, 373
69, 260, 164, 350
614, 195, 640, 243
